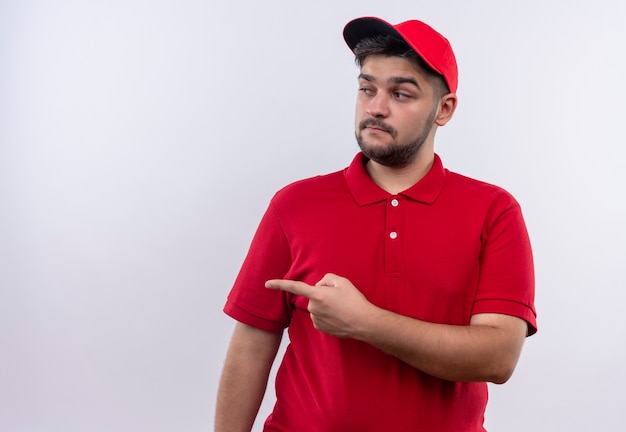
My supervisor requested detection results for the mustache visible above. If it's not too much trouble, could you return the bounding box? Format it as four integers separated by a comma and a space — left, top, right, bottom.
359, 118, 398, 138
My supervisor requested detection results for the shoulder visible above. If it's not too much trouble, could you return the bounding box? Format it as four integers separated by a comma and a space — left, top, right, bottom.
444, 170, 520, 210
271, 168, 348, 207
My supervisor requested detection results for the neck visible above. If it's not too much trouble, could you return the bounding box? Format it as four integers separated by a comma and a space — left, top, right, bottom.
365, 150, 435, 194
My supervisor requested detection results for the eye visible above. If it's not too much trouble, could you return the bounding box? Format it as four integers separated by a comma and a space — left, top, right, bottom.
392, 91, 410, 100
359, 86, 375, 96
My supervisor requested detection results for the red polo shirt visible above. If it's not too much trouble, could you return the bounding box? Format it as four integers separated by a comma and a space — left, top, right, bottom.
224, 153, 537, 432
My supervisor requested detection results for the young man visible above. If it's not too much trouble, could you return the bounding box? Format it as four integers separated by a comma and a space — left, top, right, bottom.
216, 17, 537, 432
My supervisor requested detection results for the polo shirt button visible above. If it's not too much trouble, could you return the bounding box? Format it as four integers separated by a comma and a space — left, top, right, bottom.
391, 198, 399, 207
389, 231, 398, 239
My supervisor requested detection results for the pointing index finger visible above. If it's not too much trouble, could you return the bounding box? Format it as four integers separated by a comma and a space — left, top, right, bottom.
265, 279, 315, 298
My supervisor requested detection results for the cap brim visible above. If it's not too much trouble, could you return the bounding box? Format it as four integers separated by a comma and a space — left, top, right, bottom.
343, 17, 401, 52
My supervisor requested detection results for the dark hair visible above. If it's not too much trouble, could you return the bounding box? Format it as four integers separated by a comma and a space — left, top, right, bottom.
353, 35, 450, 98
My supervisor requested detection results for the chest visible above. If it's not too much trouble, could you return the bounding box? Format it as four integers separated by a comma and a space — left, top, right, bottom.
283, 195, 484, 322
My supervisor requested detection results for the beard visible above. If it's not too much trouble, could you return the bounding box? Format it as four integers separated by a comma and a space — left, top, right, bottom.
356, 109, 437, 168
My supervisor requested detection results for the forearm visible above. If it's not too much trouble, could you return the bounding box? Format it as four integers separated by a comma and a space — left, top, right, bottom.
265, 275, 528, 384
215, 323, 283, 432
354, 307, 527, 384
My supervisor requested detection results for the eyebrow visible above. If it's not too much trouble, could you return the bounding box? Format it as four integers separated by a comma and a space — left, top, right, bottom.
358, 73, 421, 89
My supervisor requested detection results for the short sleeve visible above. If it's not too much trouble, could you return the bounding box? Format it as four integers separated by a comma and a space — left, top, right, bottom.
472, 195, 537, 335
224, 202, 294, 332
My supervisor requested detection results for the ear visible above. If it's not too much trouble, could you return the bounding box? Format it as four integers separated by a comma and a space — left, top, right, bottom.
435, 93, 458, 127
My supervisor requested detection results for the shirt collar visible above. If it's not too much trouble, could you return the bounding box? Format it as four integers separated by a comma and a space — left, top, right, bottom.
344, 152, 447, 206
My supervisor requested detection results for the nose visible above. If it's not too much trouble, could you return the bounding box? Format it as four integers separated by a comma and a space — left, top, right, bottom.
367, 93, 390, 118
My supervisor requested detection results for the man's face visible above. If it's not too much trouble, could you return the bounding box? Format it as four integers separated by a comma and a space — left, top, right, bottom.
355, 55, 440, 168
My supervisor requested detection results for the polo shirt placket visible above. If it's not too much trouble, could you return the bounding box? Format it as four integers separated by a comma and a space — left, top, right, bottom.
385, 195, 402, 278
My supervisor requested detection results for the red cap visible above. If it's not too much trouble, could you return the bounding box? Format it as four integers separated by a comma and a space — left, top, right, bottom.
343, 17, 458, 93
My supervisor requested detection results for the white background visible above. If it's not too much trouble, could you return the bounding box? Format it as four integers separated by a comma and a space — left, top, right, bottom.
1, 1, 625, 431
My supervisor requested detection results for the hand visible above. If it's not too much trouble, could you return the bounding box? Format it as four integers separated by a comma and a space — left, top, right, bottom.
266, 273, 374, 338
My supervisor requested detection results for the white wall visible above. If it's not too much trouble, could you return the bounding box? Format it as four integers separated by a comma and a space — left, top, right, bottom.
1, 1, 625, 431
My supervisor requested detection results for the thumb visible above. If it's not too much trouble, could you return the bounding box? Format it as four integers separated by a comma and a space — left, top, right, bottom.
315, 273, 340, 287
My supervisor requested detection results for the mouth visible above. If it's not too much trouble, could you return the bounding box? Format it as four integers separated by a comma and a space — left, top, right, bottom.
365, 125, 389, 133
362, 124, 394, 139
359, 119, 395, 137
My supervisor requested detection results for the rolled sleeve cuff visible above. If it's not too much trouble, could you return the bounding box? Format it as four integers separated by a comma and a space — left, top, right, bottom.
472, 298, 538, 336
